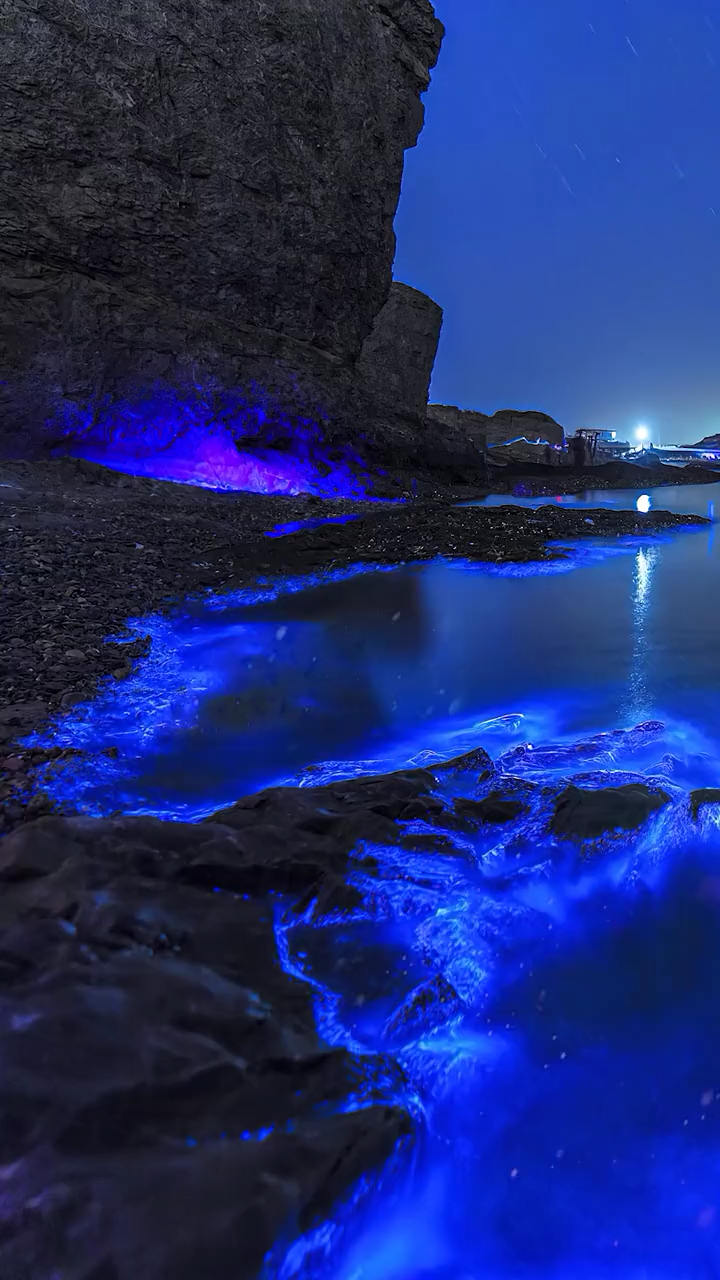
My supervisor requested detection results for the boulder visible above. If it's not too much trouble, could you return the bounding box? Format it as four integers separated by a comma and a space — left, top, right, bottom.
0, 0, 443, 454
551, 783, 671, 841
690, 788, 720, 821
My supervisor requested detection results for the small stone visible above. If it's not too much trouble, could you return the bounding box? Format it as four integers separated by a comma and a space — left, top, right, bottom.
60, 690, 84, 708
2, 757, 25, 774
64, 649, 86, 662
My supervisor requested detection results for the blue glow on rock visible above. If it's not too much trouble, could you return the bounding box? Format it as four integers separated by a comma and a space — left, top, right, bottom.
51, 384, 368, 496
272, 756, 720, 1278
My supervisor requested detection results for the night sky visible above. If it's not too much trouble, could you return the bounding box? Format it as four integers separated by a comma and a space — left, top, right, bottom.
394, 0, 720, 444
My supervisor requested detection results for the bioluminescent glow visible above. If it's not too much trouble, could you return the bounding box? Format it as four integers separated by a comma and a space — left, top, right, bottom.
265, 514, 361, 538
22, 534, 680, 821
271, 733, 720, 1278
487, 436, 562, 450
51, 383, 368, 497
21, 504, 720, 1276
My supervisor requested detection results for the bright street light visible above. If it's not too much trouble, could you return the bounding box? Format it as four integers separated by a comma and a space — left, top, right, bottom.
636, 425, 649, 443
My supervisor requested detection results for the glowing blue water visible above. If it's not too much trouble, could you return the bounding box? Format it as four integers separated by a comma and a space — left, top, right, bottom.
265, 514, 362, 538
25, 482, 720, 1276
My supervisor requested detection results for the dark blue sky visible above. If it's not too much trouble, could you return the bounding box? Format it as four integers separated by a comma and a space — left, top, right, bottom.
394, 0, 720, 443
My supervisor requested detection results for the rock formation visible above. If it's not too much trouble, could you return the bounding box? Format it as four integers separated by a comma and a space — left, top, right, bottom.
0, 0, 444, 457
354, 282, 443, 417
429, 404, 564, 448
426, 404, 566, 469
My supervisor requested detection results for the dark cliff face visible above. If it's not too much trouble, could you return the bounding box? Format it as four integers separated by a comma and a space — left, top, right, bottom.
354, 282, 443, 417
0, 0, 443, 449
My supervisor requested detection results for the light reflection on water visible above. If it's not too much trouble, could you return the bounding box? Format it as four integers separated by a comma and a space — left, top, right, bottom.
468, 482, 719, 522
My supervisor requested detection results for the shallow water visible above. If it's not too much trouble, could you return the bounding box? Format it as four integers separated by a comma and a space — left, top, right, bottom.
32, 485, 720, 818
29, 481, 720, 1278
469, 481, 719, 518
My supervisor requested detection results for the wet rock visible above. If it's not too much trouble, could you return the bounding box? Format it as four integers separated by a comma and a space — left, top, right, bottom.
690, 789, 720, 821
0, 813, 410, 1277
383, 973, 461, 1042
454, 793, 527, 826
551, 783, 671, 841
431, 744, 495, 782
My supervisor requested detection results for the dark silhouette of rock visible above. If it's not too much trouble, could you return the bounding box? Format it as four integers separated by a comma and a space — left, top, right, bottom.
427, 405, 565, 453
0, 0, 443, 454
551, 783, 671, 841
486, 409, 565, 448
383, 973, 461, 1043
354, 282, 443, 416
0, 812, 410, 1277
690, 788, 720, 820
454, 793, 527, 825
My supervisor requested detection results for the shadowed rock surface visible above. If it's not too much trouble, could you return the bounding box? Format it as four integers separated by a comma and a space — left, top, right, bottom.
354, 282, 443, 417
0, 810, 413, 1279
551, 782, 672, 841
427, 405, 566, 459
689, 788, 720, 820
0, 730, 690, 1272
0, 0, 443, 452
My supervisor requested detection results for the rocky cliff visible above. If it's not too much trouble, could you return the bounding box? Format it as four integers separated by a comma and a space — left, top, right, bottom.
0, 0, 443, 455
354, 282, 443, 417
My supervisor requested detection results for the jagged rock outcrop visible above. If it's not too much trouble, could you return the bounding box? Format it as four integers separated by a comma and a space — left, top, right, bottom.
427, 404, 566, 462
0, 0, 443, 454
354, 282, 443, 416
551, 783, 671, 841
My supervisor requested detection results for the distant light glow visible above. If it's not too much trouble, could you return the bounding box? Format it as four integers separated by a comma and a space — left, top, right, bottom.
636, 425, 650, 443
636, 494, 651, 513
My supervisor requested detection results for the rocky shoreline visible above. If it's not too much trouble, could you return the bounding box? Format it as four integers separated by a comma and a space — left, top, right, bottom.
0, 456, 716, 1276
0, 723, 712, 1277
1, 457, 709, 763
